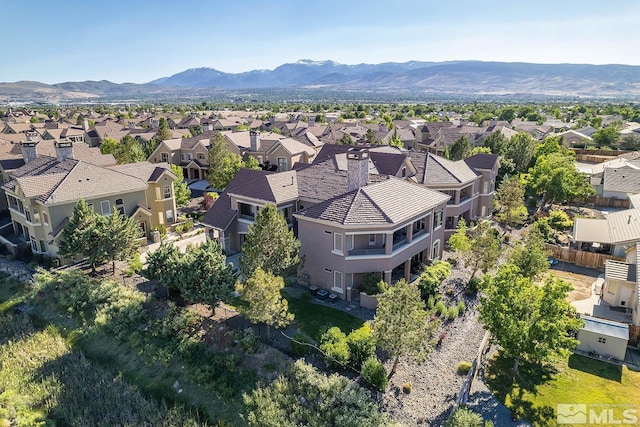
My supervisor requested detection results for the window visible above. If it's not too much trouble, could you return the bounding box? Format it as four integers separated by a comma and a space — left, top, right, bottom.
369, 234, 376, 245
100, 200, 111, 216
115, 198, 125, 215
333, 271, 344, 293
482, 181, 490, 194
413, 217, 426, 233
433, 210, 443, 229
401, 167, 406, 178
181, 153, 187, 161
42, 211, 49, 225
163, 185, 171, 199
432, 240, 441, 260
333, 233, 343, 253
166, 209, 174, 223
25, 209, 32, 222
187, 153, 193, 160
598, 337, 606, 344
346, 235, 354, 251
198, 153, 205, 160
39, 240, 46, 252
161, 152, 169, 163
324, 268, 332, 273
277, 157, 288, 171
30, 237, 37, 251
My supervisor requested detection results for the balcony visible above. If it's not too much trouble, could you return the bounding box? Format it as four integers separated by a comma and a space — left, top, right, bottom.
238, 213, 255, 222
347, 247, 386, 256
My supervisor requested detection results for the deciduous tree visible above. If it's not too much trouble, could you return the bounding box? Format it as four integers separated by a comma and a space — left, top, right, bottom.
528, 152, 594, 205
505, 132, 536, 173
447, 219, 501, 282
446, 136, 471, 161
508, 228, 550, 280
240, 204, 300, 278
370, 279, 437, 378
237, 267, 293, 341
479, 265, 583, 375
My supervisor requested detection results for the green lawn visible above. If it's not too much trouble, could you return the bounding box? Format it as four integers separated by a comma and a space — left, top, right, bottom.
487, 351, 640, 426
283, 291, 365, 341
0, 273, 28, 314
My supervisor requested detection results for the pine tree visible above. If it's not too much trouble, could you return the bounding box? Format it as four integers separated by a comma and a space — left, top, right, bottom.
239, 204, 300, 278
59, 199, 101, 270
99, 208, 142, 274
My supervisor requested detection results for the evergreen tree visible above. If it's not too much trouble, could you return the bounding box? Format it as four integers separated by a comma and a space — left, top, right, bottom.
59, 199, 101, 270
494, 175, 528, 228
446, 136, 471, 160
156, 117, 172, 141
98, 208, 142, 274
170, 164, 191, 207
143, 241, 181, 293
237, 267, 294, 341
371, 279, 437, 378
240, 204, 300, 278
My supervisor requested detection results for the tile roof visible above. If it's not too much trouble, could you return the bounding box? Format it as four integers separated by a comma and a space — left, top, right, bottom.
227, 169, 298, 204
419, 153, 478, 185
464, 153, 500, 171
108, 162, 173, 182
296, 177, 449, 226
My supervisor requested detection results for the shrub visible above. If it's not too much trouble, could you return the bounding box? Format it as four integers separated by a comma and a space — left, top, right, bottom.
457, 361, 472, 375
447, 306, 459, 320
236, 328, 260, 354
417, 260, 451, 298
153, 224, 167, 239
466, 277, 481, 296
360, 357, 388, 391
319, 327, 349, 368
445, 406, 484, 427
359, 274, 388, 296
290, 332, 311, 356
548, 209, 573, 230
435, 301, 447, 316
346, 324, 376, 369
124, 252, 143, 276
402, 382, 413, 394
427, 295, 435, 309
457, 300, 466, 315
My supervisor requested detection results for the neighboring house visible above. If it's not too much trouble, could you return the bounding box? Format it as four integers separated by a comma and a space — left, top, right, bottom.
586, 155, 640, 198
246, 131, 316, 171
557, 129, 593, 148
573, 208, 640, 258
0, 138, 177, 262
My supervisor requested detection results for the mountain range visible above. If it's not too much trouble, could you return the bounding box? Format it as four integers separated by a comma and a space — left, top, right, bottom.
2, 59, 640, 102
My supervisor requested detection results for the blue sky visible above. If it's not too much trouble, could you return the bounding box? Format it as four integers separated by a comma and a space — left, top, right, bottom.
1, 0, 638, 84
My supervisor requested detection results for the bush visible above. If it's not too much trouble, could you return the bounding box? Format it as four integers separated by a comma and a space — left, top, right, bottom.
457, 361, 472, 375
447, 306, 459, 320
402, 382, 413, 394
457, 300, 466, 315
417, 260, 451, 298
124, 252, 143, 276
290, 332, 312, 356
548, 209, 573, 230
360, 357, 388, 391
235, 328, 259, 354
445, 406, 484, 427
427, 295, 435, 309
359, 273, 388, 296
319, 327, 349, 369
153, 224, 167, 239
435, 301, 447, 316
346, 324, 376, 369
466, 277, 481, 296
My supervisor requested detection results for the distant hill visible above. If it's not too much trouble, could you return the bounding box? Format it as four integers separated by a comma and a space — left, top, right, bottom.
2, 59, 640, 102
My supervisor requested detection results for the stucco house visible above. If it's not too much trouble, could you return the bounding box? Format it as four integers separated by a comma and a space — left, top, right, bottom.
0, 137, 177, 261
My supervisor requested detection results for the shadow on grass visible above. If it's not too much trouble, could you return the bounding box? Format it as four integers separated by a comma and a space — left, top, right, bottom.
485, 350, 558, 426
568, 353, 622, 382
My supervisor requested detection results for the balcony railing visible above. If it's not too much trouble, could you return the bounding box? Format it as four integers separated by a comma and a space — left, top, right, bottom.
392, 239, 407, 251
238, 213, 255, 221
347, 247, 386, 256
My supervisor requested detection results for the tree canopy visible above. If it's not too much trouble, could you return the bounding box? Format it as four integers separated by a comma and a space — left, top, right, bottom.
370, 279, 437, 378
239, 204, 300, 278
170, 164, 191, 207
508, 228, 550, 280
479, 264, 583, 374
527, 151, 594, 205
156, 117, 172, 142
445, 136, 471, 161
237, 267, 294, 340
494, 175, 528, 228
207, 133, 259, 189
447, 219, 501, 282
505, 132, 536, 174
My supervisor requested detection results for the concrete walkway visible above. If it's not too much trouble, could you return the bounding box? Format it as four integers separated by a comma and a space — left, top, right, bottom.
139, 232, 206, 264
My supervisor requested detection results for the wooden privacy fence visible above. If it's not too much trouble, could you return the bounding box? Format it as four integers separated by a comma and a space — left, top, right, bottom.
583, 195, 630, 209
545, 245, 624, 269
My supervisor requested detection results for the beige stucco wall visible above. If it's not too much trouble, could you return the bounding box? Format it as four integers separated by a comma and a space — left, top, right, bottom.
604, 279, 636, 308
576, 329, 627, 361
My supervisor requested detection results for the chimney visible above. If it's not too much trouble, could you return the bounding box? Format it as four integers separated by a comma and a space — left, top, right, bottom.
54, 140, 74, 162
250, 130, 260, 152
20, 133, 39, 163
379, 123, 387, 132
128, 120, 136, 130
347, 148, 369, 192
83, 118, 89, 131
150, 118, 159, 129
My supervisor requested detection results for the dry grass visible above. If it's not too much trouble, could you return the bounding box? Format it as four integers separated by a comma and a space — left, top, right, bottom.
544, 270, 595, 302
